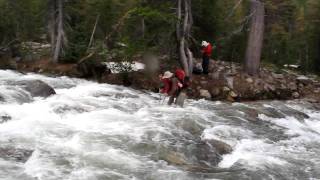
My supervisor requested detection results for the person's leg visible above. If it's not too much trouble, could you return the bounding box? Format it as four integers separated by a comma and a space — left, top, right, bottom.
168, 96, 175, 105
176, 91, 187, 107
202, 56, 210, 74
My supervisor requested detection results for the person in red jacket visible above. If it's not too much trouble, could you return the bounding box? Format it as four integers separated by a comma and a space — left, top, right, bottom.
159, 70, 188, 107
159, 71, 173, 95
201, 41, 212, 74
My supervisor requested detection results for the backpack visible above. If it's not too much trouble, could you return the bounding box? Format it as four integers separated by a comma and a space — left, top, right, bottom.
175, 69, 185, 83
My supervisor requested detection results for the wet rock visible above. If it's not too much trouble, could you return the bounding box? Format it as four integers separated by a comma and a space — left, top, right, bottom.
193, 142, 222, 167
190, 139, 233, 167
199, 89, 211, 99
176, 120, 204, 136
0, 114, 11, 123
114, 93, 139, 99
292, 92, 300, 98
205, 139, 233, 155
16, 80, 56, 98
277, 106, 310, 120
53, 105, 88, 114
260, 107, 286, 119
0, 147, 33, 163
242, 108, 259, 122
159, 150, 187, 166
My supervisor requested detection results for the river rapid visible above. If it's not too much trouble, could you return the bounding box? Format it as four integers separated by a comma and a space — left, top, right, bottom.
0, 70, 319, 180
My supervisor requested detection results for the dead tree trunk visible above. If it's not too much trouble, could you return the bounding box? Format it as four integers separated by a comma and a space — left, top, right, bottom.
48, 0, 67, 63
176, 0, 193, 77
48, 0, 57, 55
244, 0, 265, 76
87, 14, 100, 52
53, 0, 67, 62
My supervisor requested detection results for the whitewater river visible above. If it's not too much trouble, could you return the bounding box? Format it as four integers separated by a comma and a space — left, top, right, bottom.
0, 70, 319, 180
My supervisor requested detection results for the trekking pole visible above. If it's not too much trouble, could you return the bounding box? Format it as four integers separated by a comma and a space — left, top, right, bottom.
161, 96, 167, 105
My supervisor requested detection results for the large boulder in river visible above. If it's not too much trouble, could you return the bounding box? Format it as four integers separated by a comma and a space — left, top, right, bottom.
16, 80, 56, 98
0, 147, 33, 163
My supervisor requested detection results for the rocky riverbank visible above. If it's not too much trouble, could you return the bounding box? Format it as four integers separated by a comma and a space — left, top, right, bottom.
1, 57, 320, 103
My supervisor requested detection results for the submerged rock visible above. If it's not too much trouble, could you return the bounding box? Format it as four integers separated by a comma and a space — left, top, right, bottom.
0, 147, 33, 163
159, 150, 188, 166
0, 114, 11, 123
205, 139, 233, 155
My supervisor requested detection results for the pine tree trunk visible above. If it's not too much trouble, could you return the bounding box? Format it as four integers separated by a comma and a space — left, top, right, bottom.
244, 0, 265, 76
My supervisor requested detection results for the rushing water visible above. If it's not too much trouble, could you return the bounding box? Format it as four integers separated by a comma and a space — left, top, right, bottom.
0, 70, 319, 180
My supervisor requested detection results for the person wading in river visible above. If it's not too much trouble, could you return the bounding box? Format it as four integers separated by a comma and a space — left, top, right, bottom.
159, 69, 188, 107
201, 41, 213, 75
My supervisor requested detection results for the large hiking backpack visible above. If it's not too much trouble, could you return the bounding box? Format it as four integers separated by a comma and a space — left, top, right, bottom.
175, 69, 185, 82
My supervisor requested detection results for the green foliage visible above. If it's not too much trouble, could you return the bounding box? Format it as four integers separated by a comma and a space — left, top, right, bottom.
0, 0, 320, 74
0, 0, 46, 43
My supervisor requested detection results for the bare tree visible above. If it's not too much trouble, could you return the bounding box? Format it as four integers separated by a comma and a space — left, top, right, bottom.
176, 0, 193, 77
48, 0, 67, 63
244, 0, 265, 76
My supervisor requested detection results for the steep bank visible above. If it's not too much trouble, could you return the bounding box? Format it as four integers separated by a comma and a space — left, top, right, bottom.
1, 58, 320, 103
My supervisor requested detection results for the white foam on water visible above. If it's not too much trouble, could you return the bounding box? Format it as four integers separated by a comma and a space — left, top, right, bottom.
218, 139, 288, 169
1, 70, 320, 179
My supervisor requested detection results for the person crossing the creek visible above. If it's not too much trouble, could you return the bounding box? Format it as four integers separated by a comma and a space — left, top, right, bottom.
159, 69, 189, 107
201, 40, 213, 75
